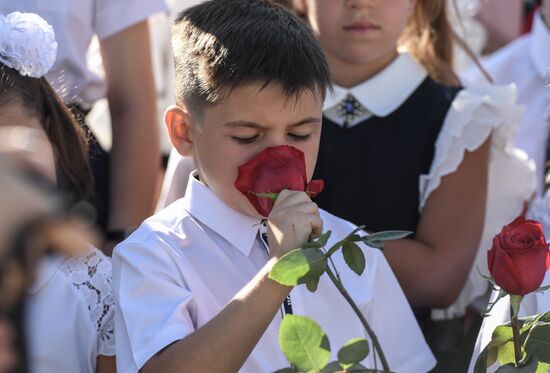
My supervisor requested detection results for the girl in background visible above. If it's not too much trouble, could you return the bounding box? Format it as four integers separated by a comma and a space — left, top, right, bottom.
282, 0, 535, 371
0, 12, 115, 373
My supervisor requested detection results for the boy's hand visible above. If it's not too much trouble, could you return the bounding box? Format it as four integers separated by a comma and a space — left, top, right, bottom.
266, 190, 323, 259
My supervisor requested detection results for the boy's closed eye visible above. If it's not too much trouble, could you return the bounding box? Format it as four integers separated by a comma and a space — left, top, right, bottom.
226, 118, 320, 145
231, 132, 312, 144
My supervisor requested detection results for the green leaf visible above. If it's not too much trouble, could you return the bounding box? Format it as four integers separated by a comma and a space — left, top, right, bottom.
481, 325, 516, 367
536, 362, 549, 373
474, 346, 490, 373
524, 322, 550, 363
495, 356, 539, 372
496, 338, 516, 367
316, 231, 332, 248
306, 277, 320, 293
347, 234, 363, 242
347, 363, 369, 372
337, 338, 370, 369
342, 242, 366, 276
362, 230, 412, 249
320, 361, 343, 373
279, 315, 331, 373
270, 248, 328, 286
488, 345, 499, 368
320, 362, 370, 373
272, 368, 299, 373
489, 325, 514, 348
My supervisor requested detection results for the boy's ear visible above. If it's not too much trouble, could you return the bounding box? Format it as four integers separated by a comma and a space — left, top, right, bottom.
165, 105, 194, 157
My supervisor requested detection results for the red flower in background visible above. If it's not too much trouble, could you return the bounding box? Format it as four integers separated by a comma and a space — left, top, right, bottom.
235, 145, 324, 217
488, 216, 550, 296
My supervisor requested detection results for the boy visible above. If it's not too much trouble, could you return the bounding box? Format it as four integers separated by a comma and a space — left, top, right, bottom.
113, 1, 435, 372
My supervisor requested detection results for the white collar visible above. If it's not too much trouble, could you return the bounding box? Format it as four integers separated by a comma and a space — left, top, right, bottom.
182, 171, 262, 257
27, 254, 64, 294
530, 12, 550, 80
323, 52, 428, 117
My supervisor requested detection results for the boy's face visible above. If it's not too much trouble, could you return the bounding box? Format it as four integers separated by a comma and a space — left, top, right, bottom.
171, 83, 323, 218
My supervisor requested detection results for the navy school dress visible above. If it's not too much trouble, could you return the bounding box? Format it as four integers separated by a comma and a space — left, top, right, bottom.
313, 77, 468, 372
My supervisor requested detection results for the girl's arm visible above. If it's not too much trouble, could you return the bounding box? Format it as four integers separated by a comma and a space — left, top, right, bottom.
383, 137, 490, 308
96, 356, 116, 373
100, 21, 160, 236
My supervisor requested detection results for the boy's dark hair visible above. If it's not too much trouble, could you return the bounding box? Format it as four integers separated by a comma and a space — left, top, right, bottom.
172, 0, 331, 115
0, 63, 92, 201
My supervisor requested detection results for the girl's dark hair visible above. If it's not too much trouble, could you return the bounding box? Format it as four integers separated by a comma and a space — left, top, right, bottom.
0, 63, 92, 200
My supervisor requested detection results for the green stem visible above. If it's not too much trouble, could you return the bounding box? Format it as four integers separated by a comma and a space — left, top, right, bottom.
325, 266, 391, 372
510, 304, 522, 367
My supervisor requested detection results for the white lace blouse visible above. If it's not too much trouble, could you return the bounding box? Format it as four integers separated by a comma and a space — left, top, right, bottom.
25, 247, 114, 373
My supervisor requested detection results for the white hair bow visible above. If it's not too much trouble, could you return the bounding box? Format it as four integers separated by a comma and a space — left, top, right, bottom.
0, 12, 57, 78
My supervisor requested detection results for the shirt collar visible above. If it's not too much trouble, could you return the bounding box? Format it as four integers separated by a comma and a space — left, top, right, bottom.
182, 171, 262, 257
323, 52, 428, 117
530, 12, 550, 80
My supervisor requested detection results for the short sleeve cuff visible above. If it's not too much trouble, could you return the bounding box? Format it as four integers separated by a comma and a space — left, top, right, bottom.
95, 0, 168, 40
133, 325, 190, 370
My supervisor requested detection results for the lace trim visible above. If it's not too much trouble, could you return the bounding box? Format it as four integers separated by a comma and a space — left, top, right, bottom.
59, 247, 115, 356
419, 83, 523, 209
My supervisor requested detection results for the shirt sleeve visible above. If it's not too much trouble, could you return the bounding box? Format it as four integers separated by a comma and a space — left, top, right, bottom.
94, 0, 168, 40
113, 239, 195, 373
365, 249, 437, 373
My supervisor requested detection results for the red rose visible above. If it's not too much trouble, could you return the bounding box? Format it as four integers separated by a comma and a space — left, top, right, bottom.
488, 216, 550, 296
235, 145, 324, 217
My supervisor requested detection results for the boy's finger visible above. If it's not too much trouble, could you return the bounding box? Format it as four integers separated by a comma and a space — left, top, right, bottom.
309, 214, 324, 238
272, 190, 311, 210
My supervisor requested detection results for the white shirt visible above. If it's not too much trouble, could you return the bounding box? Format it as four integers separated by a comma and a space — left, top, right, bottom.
114, 173, 436, 373
0, 0, 167, 107
462, 12, 550, 195
26, 248, 114, 373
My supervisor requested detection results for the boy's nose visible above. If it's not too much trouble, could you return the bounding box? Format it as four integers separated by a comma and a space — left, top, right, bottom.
263, 133, 292, 149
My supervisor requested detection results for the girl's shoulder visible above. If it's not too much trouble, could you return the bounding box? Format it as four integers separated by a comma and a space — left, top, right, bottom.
59, 247, 115, 356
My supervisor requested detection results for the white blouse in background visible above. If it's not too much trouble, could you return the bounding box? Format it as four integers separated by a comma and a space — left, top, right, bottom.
462, 12, 550, 196
114, 173, 436, 373
0, 0, 167, 108
26, 247, 114, 373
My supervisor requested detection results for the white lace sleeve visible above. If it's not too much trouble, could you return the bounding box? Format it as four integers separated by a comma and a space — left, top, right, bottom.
428, 84, 537, 321
59, 247, 115, 356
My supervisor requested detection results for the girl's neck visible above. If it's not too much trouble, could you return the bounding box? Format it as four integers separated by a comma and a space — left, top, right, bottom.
328, 50, 399, 88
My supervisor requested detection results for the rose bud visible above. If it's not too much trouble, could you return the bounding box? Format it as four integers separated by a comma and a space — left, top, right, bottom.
487, 216, 550, 296
235, 145, 324, 217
